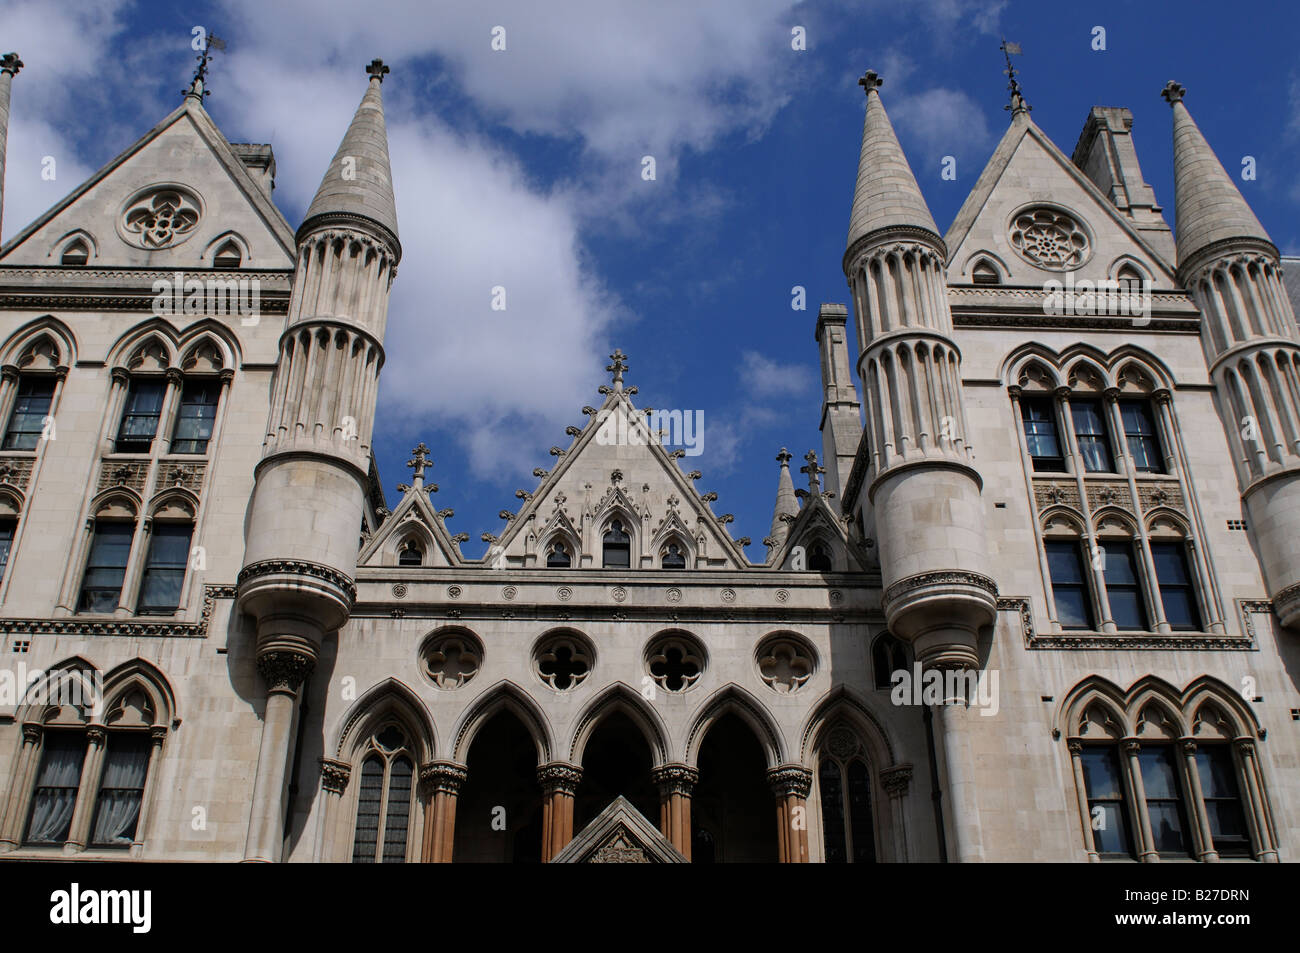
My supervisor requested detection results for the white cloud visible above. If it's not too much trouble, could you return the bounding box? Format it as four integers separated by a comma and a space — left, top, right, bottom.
740, 350, 816, 398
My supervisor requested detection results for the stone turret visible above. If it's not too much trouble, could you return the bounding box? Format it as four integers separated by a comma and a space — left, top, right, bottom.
841, 71, 996, 861
815, 303, 862, 500
236, 59, 400, 862
1163, 81, 1300, 628
0, 53, 23, 239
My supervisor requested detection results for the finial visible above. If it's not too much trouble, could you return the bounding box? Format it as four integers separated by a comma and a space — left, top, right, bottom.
1161, 80, 1185, 106
184, 32, 225, 101
858, 70, 883, 94
776, 447, 793, 466
606, 348, 628, 391
406, 442, 432, 487
1000, 39, 1030, 117
0, 53, 22, 78
800, 450, 826, 495
366, 58, 390, 83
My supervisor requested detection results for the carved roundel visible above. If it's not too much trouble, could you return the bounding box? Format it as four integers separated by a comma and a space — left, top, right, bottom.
119, 184, 203, 249
533, 630, 594, 692
419, 628, 483, 690
754, 632, 817, 695
644, 631, 706, 694
1008, 206, 1090, 271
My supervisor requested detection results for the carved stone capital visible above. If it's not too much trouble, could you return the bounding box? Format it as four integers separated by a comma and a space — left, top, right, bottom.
0, 365, 18, 383
256, 650, 315, 692
1233, 738, 1256, 757
650, 762, 699, 798
766, 764, 813, 799
85, 726, 106, 746
880, 763, 913, 798
537, 761, 583, 795
165, 367, 184, 385
1180, 738, 1197, 754
420, 760, 468, 796
1121, 738, 1141, 753
1066, 739, 1083, 754
319, 758, 351, 795
21, 723, 42, 745
150, 725, 168, 744
110, 367, 130, 386
1102, 386, 1121, 401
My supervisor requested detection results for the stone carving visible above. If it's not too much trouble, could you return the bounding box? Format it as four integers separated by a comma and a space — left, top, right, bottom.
756, 636, 814, 694
320, 758, 351, 795
158, 461, 205, 490
237, 560, 357, 605
420, 631, 481, 689
121, 186, 202, 249
98, 460, 150, 492
535, 634, 592, 691
646, 633, 704, 693
256, 651, 315, 691
591, 832, 651, 863
1009, 207, 1090, 270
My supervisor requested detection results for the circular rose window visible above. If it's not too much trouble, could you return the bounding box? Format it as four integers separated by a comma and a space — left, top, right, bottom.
119, 185, 203, 249
1008, 207, 1090, 271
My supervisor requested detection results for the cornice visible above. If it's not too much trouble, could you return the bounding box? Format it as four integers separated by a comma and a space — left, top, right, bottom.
0, 584, 236, 638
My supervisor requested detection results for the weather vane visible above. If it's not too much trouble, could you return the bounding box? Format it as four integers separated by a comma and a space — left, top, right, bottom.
186, 30, 227, 99
1000, 39, 1030, 115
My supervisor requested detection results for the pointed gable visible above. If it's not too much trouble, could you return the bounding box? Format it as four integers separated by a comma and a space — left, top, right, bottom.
358, 482, 465, 568
769, 492, 867, 572
550, 796, 687, 863
944, 116, 1177, 288
0, 99, 296, 267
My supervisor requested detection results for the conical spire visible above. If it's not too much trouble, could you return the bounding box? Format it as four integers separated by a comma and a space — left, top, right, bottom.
301, 59, 399, 252
846, 70, 939, 254
768, 448, 799, 547
1163, 81, 1271, 266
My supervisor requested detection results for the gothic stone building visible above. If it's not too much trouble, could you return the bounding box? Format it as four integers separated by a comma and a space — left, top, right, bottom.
0, 56, 1296, 863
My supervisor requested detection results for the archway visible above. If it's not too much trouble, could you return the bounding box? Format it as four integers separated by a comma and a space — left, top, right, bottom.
692, 713, 777, 862
574, 711, 657, 831
453, 711, 543, 862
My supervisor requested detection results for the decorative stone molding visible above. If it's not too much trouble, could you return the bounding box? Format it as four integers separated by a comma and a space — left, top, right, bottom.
157, 461, 206, 491
237, 559, 357, 605
880, 763, 913, 798
120, 185, 202, 249
419, 629, 481, 689
0, 458, 34, 492
419, 760, 468, 796
1137, 480, 1184, 514
319, 758, 351, 795
98, 460, 150, 493
0, 583, 236, 638
650, 763, 699, 797
1008, 206, 1091, 270
537, 762, 583, 795
766, 764, 813, 799
998, 597, 1035, 647
881, 570, 999, 615
256, 651, 315, 692
1027, 632, 1253, 651
756, 634, 816, 694
21, 723, 42, 744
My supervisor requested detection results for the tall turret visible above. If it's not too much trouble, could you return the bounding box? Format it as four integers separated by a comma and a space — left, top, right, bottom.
1163, 81, 1300, 628
237, 59, 400, 862
0, 53, 23, 239
815, 303, 862, 500
841, 71, 996, 861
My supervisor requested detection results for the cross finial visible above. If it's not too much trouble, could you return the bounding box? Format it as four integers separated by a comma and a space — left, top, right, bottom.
0, 53, 22, 78
606, 348, 628, 390
1160, 80, 1185, 106
858, 70, 882, 94
366, 58, 390, 83
800, 450, 825, 494
776, 447, 792, 466
1000, 39, 1030, 117
184, 32, 225, 101
406, 442, 432, 487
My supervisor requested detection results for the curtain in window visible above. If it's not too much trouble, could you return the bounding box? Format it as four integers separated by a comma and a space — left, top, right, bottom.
170, 381, 219, 454
26, 734, 84, 844
90, 735, 151, 846
1070, 401, 1113, 472
138, 523, 193, 612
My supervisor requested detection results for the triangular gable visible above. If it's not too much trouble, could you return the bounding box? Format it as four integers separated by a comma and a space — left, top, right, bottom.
769, 493, 867, 572
1, 99, 296, 267
358, 483, 464, 568
550, 796, 687, 863
489, 389, 751, 569
943, 118, 1177, 286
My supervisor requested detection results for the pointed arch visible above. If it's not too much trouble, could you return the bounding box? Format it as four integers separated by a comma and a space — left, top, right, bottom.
107, 320, 180, 372
960, 249, 1010, 281
334, 677, 436, 765
201, 230, 251, 265
49, 228, 99, 264
1055, 675, 1130, 741
798, 685, 897, 765
452, 680, 554, 765
147, 487, 199, 521
89, 487, 142, 519
1126, 676, 1188, 740
1182, 675, 1260, 741
100, 658, 177, 729
0, 316, 76, 369
1062, 355, 1110, 393
14, 655, 99, 726
1003, 345, 1064, 391
568, 682, 671, 765
684, 683, 785, 768
176, 319, 241, 369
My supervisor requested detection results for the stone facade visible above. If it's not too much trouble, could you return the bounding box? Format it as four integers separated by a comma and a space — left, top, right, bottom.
0, 60, 1296, 863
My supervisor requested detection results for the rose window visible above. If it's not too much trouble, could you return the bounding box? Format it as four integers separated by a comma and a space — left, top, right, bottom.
645, 634, 705, 693
535, 634, 592, 691
756, 635, 816, 694
1009, 207, 1089, 270
122, 187, 201, 249
419, 630, 482, 689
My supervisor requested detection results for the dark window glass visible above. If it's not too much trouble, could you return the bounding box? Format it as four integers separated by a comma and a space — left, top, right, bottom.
1045, 540, 1094, 629
846, 759, 876, 863
137, 522, 192, 614
1139, 745, 1191, 856
213, 242, 241, 269
1120, 400, 1164, 473
116, 379, 166, 453
61, 241, 89, 266
0, 517, 15, 579
169, 379, 218, 454
3, 376, 55, 450
351, 756, 384, 863
1196, 746, 1252, 857
602, 520, 630, 569
381, 757, 412, 863
818, 758, 846, 863
89, 733, 151, 848
872, 634, 905, 690
808, 542, 832, 571
25, 732, 85, 845
78, 521, 135, 613
661, 542, 686, 569
1103, 542, 1148, 630
397, 544, 422, 566
1080, 746, 1134, 857
1150, 542, 1202, 630
1070, 400, 1114, 472
546, 542, 571, 568
1022, 397, 1065, 471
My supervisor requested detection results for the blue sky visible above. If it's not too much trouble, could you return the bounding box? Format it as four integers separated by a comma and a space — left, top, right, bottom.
3, 0, 1298, 559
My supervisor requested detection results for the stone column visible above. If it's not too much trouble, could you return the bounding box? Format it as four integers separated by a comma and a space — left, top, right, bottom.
64, 725, 106, 852
767, 764, 812, 863
880, 762, 913, 863
0, 53, 21, 238
243, 650, 315, 863
537, 762, 581, 861
420, 761, 467, 863
651, 762, 698, 860
129, 726, 167, 858
1122, 739, 1158, 862
931, 674, 985, 862
314, 758, 350, 862
0, 723, 43, 850
1067, 741, 1100, 863
1234, 739, 1278, 862
1178, 739, 1218, 862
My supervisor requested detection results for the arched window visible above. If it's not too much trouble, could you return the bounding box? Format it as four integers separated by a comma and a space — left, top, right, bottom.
213, 241, 241, 269
807, 540, 832, 571
137, 519, 193, 614
78, 519, 136, 613
169, 379, 220, 454
1044, 537, 1095, 630
351, 724, 416, 863
60, 240, 89, 266
871, 633, 906, 690
398, 540, 423, 566
660, 540, 686, 569
1117, 264, 1144, 296
545, 540, 571, 568
971, 259, 1000, 285
2, 375, 57, 450
602, 520, 630, 569
818, 725, 876, 863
